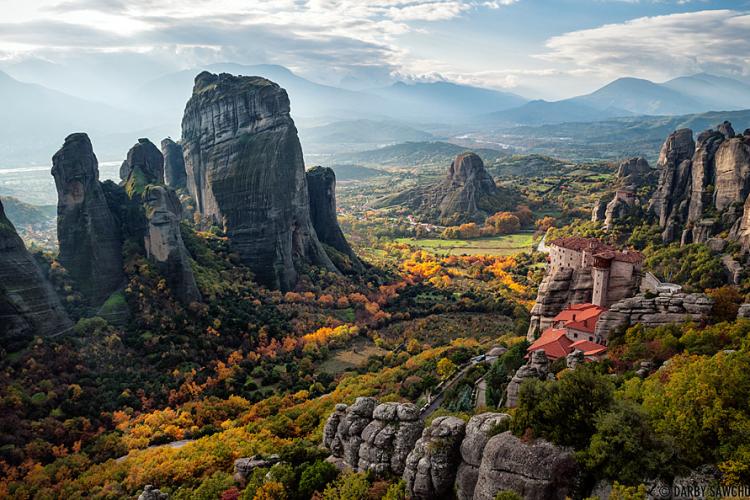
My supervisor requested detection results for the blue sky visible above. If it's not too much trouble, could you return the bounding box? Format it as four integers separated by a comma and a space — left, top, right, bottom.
0, 0, 749, 99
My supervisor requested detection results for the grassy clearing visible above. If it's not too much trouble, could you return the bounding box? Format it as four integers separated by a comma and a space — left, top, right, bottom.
319, 337, 388, 374
396, 232, 535, 256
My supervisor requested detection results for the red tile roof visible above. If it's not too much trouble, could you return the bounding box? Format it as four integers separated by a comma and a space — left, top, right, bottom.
570, 340, 608, 356
528, 329, 573, 360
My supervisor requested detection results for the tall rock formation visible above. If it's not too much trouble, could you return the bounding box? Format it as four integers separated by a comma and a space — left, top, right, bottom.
649, 129, 695, 242
52, 133, 124, 305
120, 138, 164, 185
161, 138, 187, 189
181, 71, 336, 290
0, 199, 72, 343
592, 157, 654, 229
306, 166, 363, 272
374, 152, 519, 225
143, 186, 201, 304
649, 123, 750, 244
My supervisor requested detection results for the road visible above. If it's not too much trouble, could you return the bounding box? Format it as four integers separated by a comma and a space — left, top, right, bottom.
419, 359, 482, 420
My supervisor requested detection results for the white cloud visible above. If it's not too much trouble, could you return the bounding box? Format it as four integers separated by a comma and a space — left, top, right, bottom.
0, 0, 518, 86
540, 9, 750, 81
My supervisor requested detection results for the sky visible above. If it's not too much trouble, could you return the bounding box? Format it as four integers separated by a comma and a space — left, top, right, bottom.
0, 0, 749, 99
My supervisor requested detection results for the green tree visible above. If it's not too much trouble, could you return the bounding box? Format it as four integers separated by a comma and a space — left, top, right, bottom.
511, 366, 614, 449
298, 460, 338, 499
580, 400, 673, 484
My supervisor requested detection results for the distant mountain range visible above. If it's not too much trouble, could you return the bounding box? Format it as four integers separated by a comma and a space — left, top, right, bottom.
482, 73, 750, 126
2, 59, 750, 167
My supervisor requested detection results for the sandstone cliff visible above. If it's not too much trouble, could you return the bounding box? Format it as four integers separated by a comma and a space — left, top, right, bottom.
594, 291, 713, 341
161, 138, 187, 189
649, 123, 750, 244
120, 138, 164, 185
306, 166, 363, 273
592, 157, 654, 229
527, 267, 594, 339
0, 198, 72, 343
143, 185, 201, 304
374, 152, 519, 225
181, 71, 337, 290
52, 133, 125, 305
321, 399, 576, 500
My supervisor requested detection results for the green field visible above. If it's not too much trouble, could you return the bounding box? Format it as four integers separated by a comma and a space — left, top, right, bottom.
318, 337, 388, 374
396, 232, 535, 256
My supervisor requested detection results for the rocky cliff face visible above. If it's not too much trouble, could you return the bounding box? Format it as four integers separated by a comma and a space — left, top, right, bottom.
322, 400, 575, 500
0, 199, 72, 343
649, 123, 750, 244
322, 398, 422, 475
52, 133, 125, 305
594, 291, 714, 341
592, 157, 654, 229
505, 350, 550, 408
161, 138, 187, 189
527, 267, 594, 339
473, 432, 577, 500
456, 413, 510, 500
404, 416, 466, 499
120, 138, 164, 184
143, 186, 201, 304
306, 166, 362, 273
181, 71, 336, 290
374, 152, 518, 225
649, 129, 696, 242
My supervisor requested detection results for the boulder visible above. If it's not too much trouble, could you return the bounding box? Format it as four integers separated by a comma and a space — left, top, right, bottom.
566, 349, 584, 370
0, 198, 72, 343
181, 72, 337, 290
306, 166, 363, 273
404, 416, 466, 499
52, 133, 124, 305
233, 455, 279, 484
591, 199, 607, 222
138, 485, 168, 500
456, 413, 510, 500
161, 138, 187, 189
738, 303, 750, 319
595, 292, 713, 342
358, 402, 422, 475
143, 185, 201, 304
505, 350, 549, 408
472, 431, 577, 500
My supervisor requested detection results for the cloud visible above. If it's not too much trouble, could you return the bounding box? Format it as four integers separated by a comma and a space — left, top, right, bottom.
540, 9, 750, 81
0, 0, 517, 86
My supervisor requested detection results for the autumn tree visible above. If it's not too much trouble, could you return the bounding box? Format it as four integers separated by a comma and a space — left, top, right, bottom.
437, 358, 457, 380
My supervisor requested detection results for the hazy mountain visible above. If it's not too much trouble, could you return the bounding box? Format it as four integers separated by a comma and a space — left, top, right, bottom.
662, 73, 750, 111
0, 70, 141, 165
480, 99, 630, 126
479, 74, 750, 127
484, 109, 750, 162
300, 119, 434, 147
373, 81, 526, 120
128, 63, 387, 126
571, 77, 704, 115
335, 141, 508, 166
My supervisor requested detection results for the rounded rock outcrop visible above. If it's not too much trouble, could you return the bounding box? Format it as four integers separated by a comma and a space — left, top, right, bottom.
472, 431, 577, 500
403, 416, 466, 499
